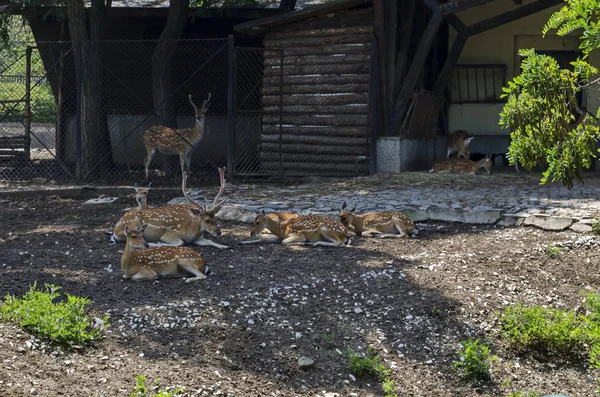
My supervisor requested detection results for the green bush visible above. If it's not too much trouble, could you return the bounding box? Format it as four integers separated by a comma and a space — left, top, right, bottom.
453, 338, 497, 384
345, 346, 397, 397
0, 81, 56, 123
499, 304, 586, 357
129, 376, 184, 397
0, 283, 109, 347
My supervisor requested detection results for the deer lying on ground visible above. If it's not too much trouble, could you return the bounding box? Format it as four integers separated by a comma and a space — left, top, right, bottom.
339, 202, 418, 238
144, 93, 211, 180
106, 182, 151, 244
109, 167, 229, 249
132, 182, 151, 210
446, 129, 474, 159
241, 210, 300, 244
429, 154, 493, 175
121, 224, 210, 282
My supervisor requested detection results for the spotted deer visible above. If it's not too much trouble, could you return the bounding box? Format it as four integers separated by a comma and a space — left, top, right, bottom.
281, 215, 350, 247
106, 182, 151, 243
144, 93, 211, 180
121, 224, 210, 282
446, 129, 474, 159
241, 210, 300, 244
109, 167, 229, 249
132, 182, 152, 210
429, 153, 493, 175
339, 202, 418, 238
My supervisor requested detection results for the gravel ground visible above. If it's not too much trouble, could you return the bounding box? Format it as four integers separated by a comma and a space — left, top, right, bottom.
0, 193, 599, 397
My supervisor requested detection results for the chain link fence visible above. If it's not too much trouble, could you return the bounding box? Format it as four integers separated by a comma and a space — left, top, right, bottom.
231, 45, 375, 179
0, 38, 229, 187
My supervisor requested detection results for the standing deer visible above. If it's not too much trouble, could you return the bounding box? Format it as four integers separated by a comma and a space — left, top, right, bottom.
133, 182, 152, 210
121, 224, 210, 282
429, 154, 493, 175
446, 130, 474, 159
339, 202, 418, 238
109, 167, 229, 249
144, 93, 211, 180
241, 210, 300, 244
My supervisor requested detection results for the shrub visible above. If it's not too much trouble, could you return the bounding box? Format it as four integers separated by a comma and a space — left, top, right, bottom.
129, 376, 184, 397
0, 282, 109, 347
546, 243, 561, 259
499, 304, 586, 358
345, 346, 397, 397
453, 338, 497, 384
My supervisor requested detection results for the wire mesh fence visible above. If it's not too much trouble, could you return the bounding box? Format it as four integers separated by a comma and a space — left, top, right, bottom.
0, 38, 229, 187
231, 45, 374, 179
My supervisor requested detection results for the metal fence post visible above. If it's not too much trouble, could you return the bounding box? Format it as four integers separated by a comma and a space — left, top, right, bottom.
74, 42, 83, 182
369, 38, 379, 176
227, 34, 235, 180
24, 46, 32, 161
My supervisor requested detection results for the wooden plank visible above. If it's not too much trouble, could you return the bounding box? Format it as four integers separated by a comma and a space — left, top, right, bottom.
439, 0, 495, 14
263, 114, 368, 126
264, 43, 371, 56
263, 104, 368, 113
264, 34, 372, 48
263, 74, 370, 87
388, 10, 444, 136
268, 26, 373, 40
262, 83, 370, 95
273, 9, 373, 33
260, 161, 369, 173
263, 54, 370, 66
261, 142, 368, 155
261, 134, 367, 146
260, 152, 367, 163
262, 125, 367, 137
263, 63, 369, 77
262, 93, 369, 106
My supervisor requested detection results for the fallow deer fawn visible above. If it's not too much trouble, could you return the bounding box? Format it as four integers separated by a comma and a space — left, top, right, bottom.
339, 202, 418, 238
144, 93, 211, 180
281, 215, 350, 247
110, 167, 229, 249
132, 182, 151, 210
241, 210, 300, 244
121, 224, 210, 282
446, 129, 474, 159
429, 153, 493, 175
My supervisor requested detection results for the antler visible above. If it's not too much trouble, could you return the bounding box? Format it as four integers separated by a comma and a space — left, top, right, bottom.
210, 166, 227, 210
201, 92, 211, 114
189, 93, 211, 118
182, 171, 207, 212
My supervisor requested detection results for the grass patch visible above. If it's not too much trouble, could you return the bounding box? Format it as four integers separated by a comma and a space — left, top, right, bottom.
546, 243, 561, 259
345, 346, 397, 397
453, 338, 497, 385
0, 283, 109, 348
506, 392, 542, 397
591, 219, 600, 235
129, 376, 184, 397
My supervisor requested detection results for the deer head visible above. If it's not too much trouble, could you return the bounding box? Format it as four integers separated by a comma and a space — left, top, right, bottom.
133, 182, 151, 209
189, 93, 211, 121
182, 167, 227, 237
124, 224, 150, 250
339, 201, 356, 228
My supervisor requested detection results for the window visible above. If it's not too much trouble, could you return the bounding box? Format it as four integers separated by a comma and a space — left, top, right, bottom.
449, 64, 507, 104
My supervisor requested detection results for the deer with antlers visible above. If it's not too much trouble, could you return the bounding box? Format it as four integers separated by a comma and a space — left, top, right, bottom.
446, 129, 474, 159
241, 210, 301, 244
121, 224, 211, 282
109, 167, 229, 249
339, 202, 418, 238
144, 93, 211, 180
429, 153, 493, 175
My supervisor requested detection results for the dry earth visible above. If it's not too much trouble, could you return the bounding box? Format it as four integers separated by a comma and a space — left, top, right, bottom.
0, 193, 599, 397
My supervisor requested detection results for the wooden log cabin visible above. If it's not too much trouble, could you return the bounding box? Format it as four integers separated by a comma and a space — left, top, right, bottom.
234, 0, 375, 177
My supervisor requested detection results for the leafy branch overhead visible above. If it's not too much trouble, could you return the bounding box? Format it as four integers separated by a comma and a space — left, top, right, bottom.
500, 0, 600, 189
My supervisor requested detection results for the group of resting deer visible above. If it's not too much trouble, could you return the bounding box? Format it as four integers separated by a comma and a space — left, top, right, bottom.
108, 168, 418, 283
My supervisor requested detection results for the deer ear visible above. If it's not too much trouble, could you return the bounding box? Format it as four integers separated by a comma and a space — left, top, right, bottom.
146, 182, 152, 189
212, 205, 222, 214
350, 206, 356, 212
133, 182, 139, 188
189, 208, 203, 216
138, 224, 148, 233
125, 225, 131, 235
341, 201, 347, 209
261, 209, 266, 216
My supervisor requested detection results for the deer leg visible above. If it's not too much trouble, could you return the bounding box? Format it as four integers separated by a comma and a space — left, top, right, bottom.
178, 262, 208, 283
282, 234, 310, 246
192, 237, 230, 250
131, 268, 158, 281
240, 237, 282, 245
146, 232, 185, 247
312, 230, 346, 247
184, 150, 193, 175
392, 220, 409, 238
144, 148, 157, 180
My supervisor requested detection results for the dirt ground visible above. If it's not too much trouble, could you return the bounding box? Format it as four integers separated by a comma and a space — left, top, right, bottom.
0, 193, 599, 397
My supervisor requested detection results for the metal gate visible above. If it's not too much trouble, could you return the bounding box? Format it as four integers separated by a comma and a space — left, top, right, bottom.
230, 45, 375, 180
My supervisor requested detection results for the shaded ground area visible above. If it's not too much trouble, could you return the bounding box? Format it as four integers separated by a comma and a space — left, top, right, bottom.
0, 193, 599, 397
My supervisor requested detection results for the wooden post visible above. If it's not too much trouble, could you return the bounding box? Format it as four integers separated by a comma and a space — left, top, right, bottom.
394, 0, 416, 101
433, 31, 467, 94
384, 0, 397, 112
24, 46, 32, 161
373, 0, 387, 132
388, 9, 443, 136
227, 34, 235, 179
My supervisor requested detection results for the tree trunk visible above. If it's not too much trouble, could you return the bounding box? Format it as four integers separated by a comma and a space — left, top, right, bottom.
151, 0, 189, 177
66, 0, 111, 179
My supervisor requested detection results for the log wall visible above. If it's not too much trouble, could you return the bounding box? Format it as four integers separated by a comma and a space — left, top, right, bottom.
258, 6, 374, 176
